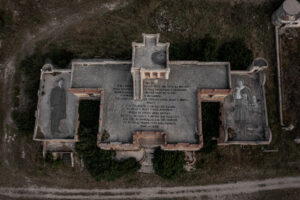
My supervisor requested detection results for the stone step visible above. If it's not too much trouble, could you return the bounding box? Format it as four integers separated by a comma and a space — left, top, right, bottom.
139, 164, 154, 173
144, 148, 155, 153
139, 148, 155, 173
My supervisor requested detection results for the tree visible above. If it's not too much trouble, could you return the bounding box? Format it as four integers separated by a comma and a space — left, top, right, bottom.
217, 39, 253, 70
152, 148, 185, 179
76, 100, 141, 181
190, 34, 218, 61
0, 10, 12, 28
169, 34, 218, 61
46, 48, 73, 68
169, 41, 191, 60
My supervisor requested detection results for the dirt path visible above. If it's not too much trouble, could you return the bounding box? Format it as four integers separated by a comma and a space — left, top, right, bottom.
0, 176, 300, 199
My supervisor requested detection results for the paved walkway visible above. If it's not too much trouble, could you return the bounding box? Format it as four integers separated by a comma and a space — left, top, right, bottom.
139, 148, 155, 173
1, 176, 300, 199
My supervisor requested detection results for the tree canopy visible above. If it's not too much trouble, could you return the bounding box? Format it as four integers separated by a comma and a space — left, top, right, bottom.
152, 148, 185, 179
218, 39, 253, 70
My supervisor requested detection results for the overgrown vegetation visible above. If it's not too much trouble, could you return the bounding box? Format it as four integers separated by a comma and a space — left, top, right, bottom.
46, 47, 74, 68
0, 10, 12, 29
170, 35, 253, 70
11, 33, 252, 135
76, 100, 140, 181
45, 152, 64, 169
200, 102, 220, 153
169, 34, 218, 61
191, 34, 218, 61
152, 148, 185, 179
11, 47, 73, 134
218, 39, 253, 70
11, 49, 45, 134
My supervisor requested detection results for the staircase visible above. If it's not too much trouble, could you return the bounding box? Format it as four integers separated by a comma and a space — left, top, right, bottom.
139, 148, 154, 173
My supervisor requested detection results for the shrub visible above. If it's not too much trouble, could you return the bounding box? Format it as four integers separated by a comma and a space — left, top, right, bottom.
76, 100, 141, 181
46, 48, 73, 68
45, 152, 64, 169
218, 39, 253, 70
19, 50, 45, 79
169, 41, 191, 60
190, 34, 218, 61
0, 10, 12, 28
169, 34, 218, 61
11, 110, 35, 134
152, 148, 185, 179
12, 85, 20, 107
11, 51, 45, 133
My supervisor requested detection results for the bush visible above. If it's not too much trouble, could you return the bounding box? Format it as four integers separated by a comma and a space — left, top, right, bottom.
152, 148, 185, 179
169, 41, 191, 60
190, 34, 218, 61
0, 10, 12, 28
11, 110, 35, 134
45, 152, 64, 169
11, 51, 45, 133
170, 36, 253, 69
46, 48, 73, 68
76, 100, 141, 181
170, 34, 218, 61
218, 39, 253, 70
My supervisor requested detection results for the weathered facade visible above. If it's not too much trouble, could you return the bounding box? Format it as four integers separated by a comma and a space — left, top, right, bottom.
34, 34, 271, 164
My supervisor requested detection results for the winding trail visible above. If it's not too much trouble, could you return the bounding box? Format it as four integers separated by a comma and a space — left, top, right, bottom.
1, 176, 300, 199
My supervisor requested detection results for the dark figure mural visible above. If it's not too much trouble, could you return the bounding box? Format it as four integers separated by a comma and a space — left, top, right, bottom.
50, 79, 66, 135
152, 50, 166, 66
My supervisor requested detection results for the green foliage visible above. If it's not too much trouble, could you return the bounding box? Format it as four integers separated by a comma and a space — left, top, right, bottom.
11, 110, 35, 134
12, 85, 20, 107
76, 100, 141, 181
46, 48, 74, 68
170, 36, 253, 70
170, 34, 217, 61
45, 152, 64, 169
19, 50, 45, 103
200, 102, 220, 153
101, 129, 110, 142
190, 34, 218, 61
0, 10, 12, 28
169, 41, 191, 60
152, 148, 185, 179
218, 39, 253, 70
11, 50, 45, 133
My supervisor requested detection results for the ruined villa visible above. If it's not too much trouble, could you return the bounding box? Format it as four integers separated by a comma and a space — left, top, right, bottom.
33, 32, 271, 162
31, 0, 300, 168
